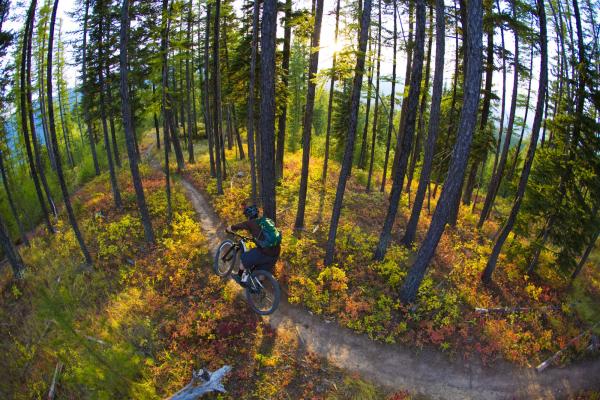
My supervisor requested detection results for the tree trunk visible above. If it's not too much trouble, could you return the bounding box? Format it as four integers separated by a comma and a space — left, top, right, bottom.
358, 37, 373, 170
400, 0, 482, 303
186, 0, 195, 163
0, 150, 29, 246
324, 0, 372, 265
508, 45, 534, 180
276, 0, 292, 180
380, 0, 399, 193
0, 214, 25, 280
258, 0, 278, 220
246, 0, 259, 203
295, 0, 324, 230
81, 0, 100, 175
20, 0, 54, 234
120, 0, 155, 244
401, 0, 445, 246
212, 0, 224, 194
152, 83, 161, 149
47, 0, 93, 265
406, 5, 433, 204
366, 0, 381, 192
571, 229, 599, 280
322, 0, 342, 186
203, 3, 216, 178
374, 0, 426, 260
478, 5, 519, 228
104, 67, 121, 168
160, 0, 173, 224
98, 14, 122, 209
463, 10, 494, 206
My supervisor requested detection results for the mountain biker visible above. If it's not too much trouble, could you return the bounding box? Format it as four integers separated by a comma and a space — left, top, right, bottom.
228, 204, 281, 284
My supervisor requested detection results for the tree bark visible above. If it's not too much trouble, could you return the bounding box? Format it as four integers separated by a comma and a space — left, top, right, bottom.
401, 0, 445, 246
374, 0, 426, 260
0, 150, 29, 246
478, 4, 519, 227
508, 45, 534, 180
380, 0, 399, 193
366, 0, 381, 192
258, 0, 278, 220
246, 0, 259, 203
321, 0, 341, 186
47, 0, 93, 265
406, 5, 433, 204
276, 0, 292, 180
81, 0, 100, 175
0, 213, 25, 280
571, 229, 599, 280
212, 0, 224, 194
400, 0, 482, 303
98, 12, 122, 209
203, 3, 216, 177
120, 0, 155, 243
295, 0, 324, 230
358, 37, 373, 170
186, 0, 195, 163
481, 1, 546, 283
20, 0, 54, 234
324, 0, 372, 265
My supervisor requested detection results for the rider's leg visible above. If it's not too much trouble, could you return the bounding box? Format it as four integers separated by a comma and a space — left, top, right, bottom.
240, 249, 277, 273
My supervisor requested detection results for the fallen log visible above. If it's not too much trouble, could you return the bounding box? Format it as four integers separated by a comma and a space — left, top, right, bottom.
536, 320, 600, 373
166, 366, 232, 400
48, 361, 63, 400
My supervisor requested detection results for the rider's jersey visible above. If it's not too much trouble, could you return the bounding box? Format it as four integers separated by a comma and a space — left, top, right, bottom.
231, 219, 281, 258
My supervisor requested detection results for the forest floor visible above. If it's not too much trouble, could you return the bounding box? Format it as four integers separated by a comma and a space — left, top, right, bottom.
1, 155, 401, 399
141, 133, 600, 399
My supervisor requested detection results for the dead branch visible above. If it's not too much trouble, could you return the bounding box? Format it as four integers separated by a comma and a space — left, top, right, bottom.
166, 365, 232, 400
47, 361, 63, 400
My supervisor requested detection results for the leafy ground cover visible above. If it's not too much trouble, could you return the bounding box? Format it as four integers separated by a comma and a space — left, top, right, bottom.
0, 163, 408, 399
182, 137, 600, 369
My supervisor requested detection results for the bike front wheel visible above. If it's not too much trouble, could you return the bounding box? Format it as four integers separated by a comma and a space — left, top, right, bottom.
214, 240, 237, 277
245, 270, 281, 315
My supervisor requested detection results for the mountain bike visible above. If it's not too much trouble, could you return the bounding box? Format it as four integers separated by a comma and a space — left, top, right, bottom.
214, 229, 281, 315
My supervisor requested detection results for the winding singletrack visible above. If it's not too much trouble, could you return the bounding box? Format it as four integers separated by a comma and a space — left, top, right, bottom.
143, 145, 600, 399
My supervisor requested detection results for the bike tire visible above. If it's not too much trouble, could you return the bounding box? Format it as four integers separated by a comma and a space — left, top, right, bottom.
245, 270, 281, 315
214, 240, 237, 277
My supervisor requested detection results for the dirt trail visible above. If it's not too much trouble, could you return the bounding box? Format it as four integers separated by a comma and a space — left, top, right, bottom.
142, 146, 600, 399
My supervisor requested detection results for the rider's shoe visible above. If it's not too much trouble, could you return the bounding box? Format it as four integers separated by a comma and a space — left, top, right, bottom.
241, 271, 249, 283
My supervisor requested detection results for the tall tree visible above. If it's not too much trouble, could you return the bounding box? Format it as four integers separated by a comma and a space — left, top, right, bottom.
294, 0, 324, 230
160, 0, 173, 224
185, 0, 195, 163
366, 0, 382, 192
246, 0, 259, 203
20, 0, 54, 234
399, 0, 482, 303
321, 0, 341, 186
276, 0, 292, 180
380, 0, 399, 192
0, 150, 29, 246
374, 0, 426, 260
258, 0, 278, 220
47, 0, 93, 265
482, 0, 547, 284
478, 0, 521, 227
401, 0, 445, 246
203, 3, 216, 178
120, 0, 155, 243
81, 0, 100, 175
324, 0, 372, 265
97, 2, 122, 209
212, 0, 224, 195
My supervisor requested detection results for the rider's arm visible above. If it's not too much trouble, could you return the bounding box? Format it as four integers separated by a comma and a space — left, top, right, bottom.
230, 221, 250, 231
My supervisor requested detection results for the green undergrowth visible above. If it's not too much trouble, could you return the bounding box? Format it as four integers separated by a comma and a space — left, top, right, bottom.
1, 159, 406, 399
180, 135, 600, 369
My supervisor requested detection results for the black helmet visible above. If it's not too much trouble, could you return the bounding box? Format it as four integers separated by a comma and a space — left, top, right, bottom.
243, 204, 259, 219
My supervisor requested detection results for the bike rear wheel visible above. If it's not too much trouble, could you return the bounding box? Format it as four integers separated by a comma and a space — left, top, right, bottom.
214, 240, 237, 277
245, 270, 281, 315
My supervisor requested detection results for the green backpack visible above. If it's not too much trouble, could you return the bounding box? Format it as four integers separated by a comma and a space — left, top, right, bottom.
256, 217, 282, 248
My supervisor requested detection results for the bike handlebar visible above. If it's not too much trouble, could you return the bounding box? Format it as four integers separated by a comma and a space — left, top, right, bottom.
225, 228, 253, 242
